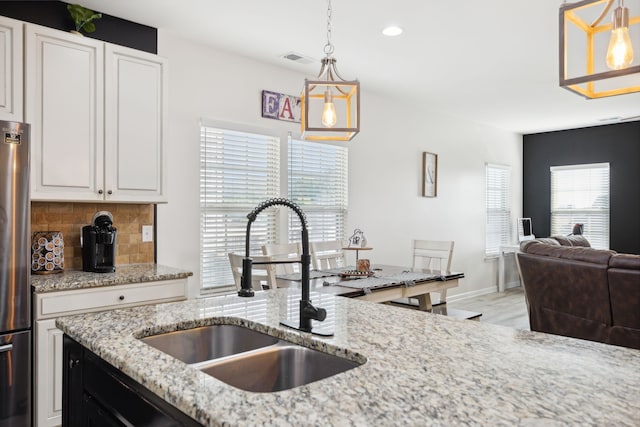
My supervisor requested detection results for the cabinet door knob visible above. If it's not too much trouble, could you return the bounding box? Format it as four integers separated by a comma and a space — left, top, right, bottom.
119, 295, 125, 301
69, 359, 80, 369
107, 190, 113, 195
98, 189, 103, 194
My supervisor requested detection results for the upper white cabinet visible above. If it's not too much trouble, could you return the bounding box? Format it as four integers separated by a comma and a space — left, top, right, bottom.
105, 44, 167, 202
0, 16, 23, 122
25, 24, 104, 201
25, 23, 167, 203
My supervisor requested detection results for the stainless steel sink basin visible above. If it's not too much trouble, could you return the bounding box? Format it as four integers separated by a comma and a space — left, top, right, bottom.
140, 324, 279, 364
200, 342, 362, 392
139, 324, 364, 392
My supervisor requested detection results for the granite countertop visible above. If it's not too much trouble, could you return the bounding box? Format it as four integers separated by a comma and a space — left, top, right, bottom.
31, 264, 193, 293
56, 289, 640, 426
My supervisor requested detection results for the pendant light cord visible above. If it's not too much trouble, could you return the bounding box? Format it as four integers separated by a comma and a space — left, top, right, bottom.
324, 0, 334, 56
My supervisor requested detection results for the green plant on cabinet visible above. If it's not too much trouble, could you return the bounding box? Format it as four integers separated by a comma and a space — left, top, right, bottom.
67, 4, 102, 34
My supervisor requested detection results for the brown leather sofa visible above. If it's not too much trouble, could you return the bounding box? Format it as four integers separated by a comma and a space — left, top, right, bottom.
517, 236, 640, 350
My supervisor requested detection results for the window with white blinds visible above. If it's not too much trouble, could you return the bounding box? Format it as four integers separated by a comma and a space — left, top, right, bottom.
485, 164, 511, 257
287, 138, 348, 243
200, 126, 280, 289
550, 163, 609, 249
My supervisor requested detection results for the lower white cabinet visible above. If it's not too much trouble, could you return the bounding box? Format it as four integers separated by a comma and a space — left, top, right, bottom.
35, 319, 64, 426
33, 278, 188, 427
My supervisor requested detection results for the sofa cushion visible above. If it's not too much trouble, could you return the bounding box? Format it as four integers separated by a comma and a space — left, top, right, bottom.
521, 241, 614, 265
551, 235, 591, 247
519, 238, 559, 252
609, 253, 640, 270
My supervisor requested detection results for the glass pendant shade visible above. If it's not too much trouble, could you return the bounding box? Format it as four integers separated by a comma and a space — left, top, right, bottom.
560, 0, 640, 98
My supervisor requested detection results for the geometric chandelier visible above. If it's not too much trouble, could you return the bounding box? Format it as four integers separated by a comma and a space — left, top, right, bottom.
560, 0, 640, 98
301, 0, 360, 141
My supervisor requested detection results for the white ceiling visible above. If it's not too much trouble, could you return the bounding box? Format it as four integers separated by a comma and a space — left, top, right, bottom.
76, 0, 640, 134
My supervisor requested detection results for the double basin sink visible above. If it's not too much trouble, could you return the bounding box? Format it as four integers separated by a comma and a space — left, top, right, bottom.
140, 324, 364, 393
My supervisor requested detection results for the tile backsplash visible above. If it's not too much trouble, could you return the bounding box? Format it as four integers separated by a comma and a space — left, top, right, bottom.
31, 202, 154, 270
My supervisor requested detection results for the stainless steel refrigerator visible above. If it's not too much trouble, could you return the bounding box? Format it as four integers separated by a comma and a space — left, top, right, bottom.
0, 120, 31, 426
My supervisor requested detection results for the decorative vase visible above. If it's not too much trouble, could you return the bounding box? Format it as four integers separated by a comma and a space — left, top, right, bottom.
69, 30, 84, 37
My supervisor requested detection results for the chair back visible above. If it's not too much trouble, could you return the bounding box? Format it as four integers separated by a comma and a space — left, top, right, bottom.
228, 253, 277, 291
262, 242, 302, 275
311, 240, 347, 270
412, 240, 454, 274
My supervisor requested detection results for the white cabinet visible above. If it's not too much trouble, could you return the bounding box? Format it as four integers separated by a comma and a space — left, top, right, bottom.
25, 24, 104, 201
33, 278, 188, 427
35, 319, 64, 426
25, 23, 167, 203
0, 16, 23, 121
104, 44, 167, 202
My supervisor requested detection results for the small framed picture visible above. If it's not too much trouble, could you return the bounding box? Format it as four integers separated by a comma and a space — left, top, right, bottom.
422, 152, 437, 197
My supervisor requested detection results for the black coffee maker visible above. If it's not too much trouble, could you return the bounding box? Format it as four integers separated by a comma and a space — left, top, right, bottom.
81, 211, 117, 273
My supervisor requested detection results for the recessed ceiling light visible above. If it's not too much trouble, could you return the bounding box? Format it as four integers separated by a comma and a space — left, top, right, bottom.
382, 26, 403, 37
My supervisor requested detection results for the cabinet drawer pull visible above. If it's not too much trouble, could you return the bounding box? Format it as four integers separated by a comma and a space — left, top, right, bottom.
0, 343, 13, 353
119, 295, 125, 301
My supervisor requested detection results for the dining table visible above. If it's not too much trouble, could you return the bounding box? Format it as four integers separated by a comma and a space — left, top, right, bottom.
275, 264, 464, 311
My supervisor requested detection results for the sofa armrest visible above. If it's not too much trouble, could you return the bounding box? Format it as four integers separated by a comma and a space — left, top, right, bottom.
517, 252, 612, 343
608, 265, 640, 349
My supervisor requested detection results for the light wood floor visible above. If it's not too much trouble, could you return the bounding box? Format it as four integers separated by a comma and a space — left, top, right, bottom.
447, 287, 530, 330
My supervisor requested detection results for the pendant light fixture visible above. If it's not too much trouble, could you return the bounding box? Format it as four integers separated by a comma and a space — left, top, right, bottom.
301, 0, 360, 141
560, 0, 640, 98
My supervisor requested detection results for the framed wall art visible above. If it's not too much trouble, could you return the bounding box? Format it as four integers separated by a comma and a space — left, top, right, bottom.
422, 152, 438, 197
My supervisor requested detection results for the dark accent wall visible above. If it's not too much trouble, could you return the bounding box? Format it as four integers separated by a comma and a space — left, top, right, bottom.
523, 121, 640, 254
0, 1, 156, 54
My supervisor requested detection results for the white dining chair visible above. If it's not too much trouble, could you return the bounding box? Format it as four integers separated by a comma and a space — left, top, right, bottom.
412, 240, 454, 274
261, 242, 302, 275
228, 253, 277, 291
310, 240, 347, 270
410, 239, 455, 308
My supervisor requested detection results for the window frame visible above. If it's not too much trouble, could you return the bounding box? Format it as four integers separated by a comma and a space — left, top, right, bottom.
485, 163, 512, 257
286, 136, 349, 244
199, 121, 281, 292
199, 125, 349, 293
550, 162, 610, 250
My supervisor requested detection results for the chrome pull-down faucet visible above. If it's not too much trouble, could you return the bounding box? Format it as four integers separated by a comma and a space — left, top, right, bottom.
239, 198, 332, 336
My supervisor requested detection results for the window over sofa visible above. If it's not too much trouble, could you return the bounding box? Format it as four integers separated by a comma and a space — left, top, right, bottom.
550, 163, 609, 250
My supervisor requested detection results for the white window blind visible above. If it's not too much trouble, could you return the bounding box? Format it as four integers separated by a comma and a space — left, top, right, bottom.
287, 139, 348, 243
486, 164, 511, 257
550, 163, 609, 250
200, 126, 280, 289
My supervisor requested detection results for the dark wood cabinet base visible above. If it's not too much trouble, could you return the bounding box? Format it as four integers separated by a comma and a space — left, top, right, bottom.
63, 335, 200, 426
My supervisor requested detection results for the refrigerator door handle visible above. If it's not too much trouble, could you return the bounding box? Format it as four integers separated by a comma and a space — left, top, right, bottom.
0, 343, 13, 353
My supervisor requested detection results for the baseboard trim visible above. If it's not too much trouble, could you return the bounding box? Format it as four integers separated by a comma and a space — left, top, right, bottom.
505, 281, 521, 290
446, 286, 496, 303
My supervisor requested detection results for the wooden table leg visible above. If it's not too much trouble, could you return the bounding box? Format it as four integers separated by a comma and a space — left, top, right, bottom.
416, 293, 432, 311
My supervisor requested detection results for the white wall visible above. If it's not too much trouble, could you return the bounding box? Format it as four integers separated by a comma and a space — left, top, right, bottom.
156, 31, 523, 299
